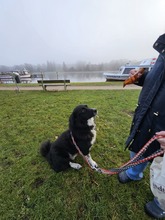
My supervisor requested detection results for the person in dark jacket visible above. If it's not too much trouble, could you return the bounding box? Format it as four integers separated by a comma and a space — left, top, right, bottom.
118, 33, 165, 219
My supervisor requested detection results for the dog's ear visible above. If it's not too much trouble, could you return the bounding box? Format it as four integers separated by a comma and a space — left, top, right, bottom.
69, 111, 81, 129
69, 113, 74, 129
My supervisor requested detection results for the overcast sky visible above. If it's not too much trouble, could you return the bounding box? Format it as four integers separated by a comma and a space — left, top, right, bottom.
0, 0, 165, 66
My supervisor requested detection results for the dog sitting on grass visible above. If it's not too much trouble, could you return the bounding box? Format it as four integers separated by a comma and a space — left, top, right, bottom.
40, 104, 98, 172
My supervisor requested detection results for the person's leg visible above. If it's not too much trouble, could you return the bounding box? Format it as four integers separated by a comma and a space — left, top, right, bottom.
118, 151, 148, 183
145, 198, 165, 219
126, 151, 148, 180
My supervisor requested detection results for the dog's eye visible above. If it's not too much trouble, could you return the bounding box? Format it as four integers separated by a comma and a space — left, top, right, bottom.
81, 108, 86, 113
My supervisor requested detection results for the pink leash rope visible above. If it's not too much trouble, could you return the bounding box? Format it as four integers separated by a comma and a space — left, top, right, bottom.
70, 132, 164, 175
70, 132, 94, 170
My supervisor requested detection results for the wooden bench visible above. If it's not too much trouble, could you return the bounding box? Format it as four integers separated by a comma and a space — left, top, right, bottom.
37, 79, 70, 91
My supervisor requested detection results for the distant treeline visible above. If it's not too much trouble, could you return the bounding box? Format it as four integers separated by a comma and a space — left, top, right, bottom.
0, 59, 139, 73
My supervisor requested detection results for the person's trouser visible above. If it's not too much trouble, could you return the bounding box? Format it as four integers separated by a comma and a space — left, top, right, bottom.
126, 151, 148, 180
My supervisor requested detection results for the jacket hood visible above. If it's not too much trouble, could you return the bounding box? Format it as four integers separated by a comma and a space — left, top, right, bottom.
153, 33, 165, 55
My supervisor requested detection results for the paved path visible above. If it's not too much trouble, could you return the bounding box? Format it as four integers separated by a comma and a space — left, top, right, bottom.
0, 84, 141, 91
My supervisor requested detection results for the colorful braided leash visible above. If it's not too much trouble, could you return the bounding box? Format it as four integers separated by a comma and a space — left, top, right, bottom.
100, 134, 164, 175
70, 132, 164, 176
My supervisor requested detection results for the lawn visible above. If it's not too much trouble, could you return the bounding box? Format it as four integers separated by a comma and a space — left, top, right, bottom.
0, 90, 153, 220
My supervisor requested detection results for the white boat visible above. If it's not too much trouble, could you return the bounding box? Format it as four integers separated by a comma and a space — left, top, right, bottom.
0, 68, 32, 83
103, 58, 157, 81
16, 68, 31, 78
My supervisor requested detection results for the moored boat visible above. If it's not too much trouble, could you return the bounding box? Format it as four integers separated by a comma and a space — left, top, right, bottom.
103, 58, 157, 81
0, 68, 32, 83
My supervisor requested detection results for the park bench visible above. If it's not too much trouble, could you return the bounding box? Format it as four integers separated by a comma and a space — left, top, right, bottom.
37, 79, 70, 91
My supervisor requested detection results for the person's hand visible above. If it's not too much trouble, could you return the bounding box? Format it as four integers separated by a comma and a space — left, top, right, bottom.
129, 69, 143, 78
156, 131, 165, 152
129, 69, 138, 76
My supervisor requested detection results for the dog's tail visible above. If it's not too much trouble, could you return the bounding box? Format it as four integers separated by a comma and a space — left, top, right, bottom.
40, 140, 51, 157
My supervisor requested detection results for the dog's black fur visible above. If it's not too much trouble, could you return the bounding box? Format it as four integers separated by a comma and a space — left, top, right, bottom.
40, 104, 98, 172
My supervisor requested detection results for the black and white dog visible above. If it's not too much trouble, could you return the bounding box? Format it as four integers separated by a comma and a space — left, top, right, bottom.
40, 104, 98, 172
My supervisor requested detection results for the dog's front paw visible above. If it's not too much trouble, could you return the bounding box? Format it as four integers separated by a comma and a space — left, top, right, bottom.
85, 154, 99, 170
90, 160, 98, 170
87, 158, 98, 169
69, 162, 82, 170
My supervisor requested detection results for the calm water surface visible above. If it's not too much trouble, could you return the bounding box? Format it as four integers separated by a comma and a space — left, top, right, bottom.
32, 71, 106, 83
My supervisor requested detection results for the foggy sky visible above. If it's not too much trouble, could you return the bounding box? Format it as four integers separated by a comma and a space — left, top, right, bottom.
0, 0, 165, 66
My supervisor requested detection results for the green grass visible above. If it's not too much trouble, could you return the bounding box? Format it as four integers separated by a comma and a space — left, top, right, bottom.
0, 90, 153, 220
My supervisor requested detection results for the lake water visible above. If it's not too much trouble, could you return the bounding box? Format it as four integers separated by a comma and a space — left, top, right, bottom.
32, 71, 107, 83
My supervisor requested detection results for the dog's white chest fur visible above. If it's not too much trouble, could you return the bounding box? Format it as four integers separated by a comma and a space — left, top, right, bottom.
87, 117, 96, 145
